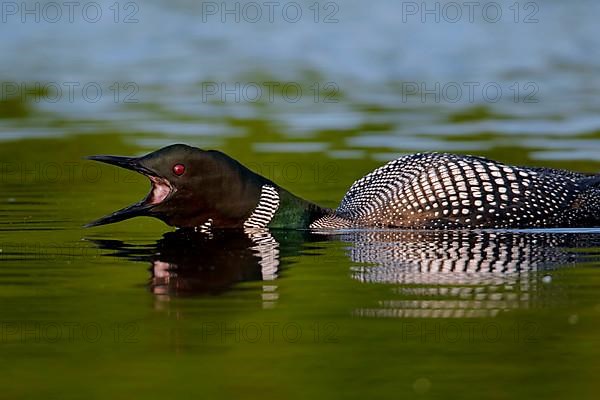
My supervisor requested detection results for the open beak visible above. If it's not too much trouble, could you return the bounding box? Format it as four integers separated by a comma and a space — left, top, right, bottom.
85, 155, 174, 227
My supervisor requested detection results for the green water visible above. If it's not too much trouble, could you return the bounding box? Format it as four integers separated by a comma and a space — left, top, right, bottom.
2, 0, 600, 397
1, 133, 599, 399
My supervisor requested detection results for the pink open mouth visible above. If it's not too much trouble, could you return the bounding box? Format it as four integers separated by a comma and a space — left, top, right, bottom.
145, 176, 174, 206
85, 154, 179, 228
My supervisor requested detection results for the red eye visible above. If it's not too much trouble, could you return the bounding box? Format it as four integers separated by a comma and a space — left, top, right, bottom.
172, 164, 185, 176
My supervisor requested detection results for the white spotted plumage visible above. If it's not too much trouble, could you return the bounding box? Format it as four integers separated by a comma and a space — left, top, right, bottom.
244, 184, 280, 229
311, 152, 600, 229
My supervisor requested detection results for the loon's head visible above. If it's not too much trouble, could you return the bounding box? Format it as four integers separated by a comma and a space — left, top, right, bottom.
86, 144, 267, 228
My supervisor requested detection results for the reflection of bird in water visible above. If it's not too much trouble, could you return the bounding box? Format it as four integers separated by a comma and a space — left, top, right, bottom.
342, 230, 600, 318
91, 229, 314, 307
91, 229, 600, 317
346, 231, 580, 284
149, 229, 282, 307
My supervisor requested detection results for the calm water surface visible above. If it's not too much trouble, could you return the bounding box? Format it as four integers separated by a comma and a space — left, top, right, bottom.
0, 139, 599, 399
1, 0, 600, 398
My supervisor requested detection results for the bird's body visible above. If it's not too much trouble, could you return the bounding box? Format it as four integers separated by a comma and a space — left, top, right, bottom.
310, 153, 600, 229
87, 145, 600, 230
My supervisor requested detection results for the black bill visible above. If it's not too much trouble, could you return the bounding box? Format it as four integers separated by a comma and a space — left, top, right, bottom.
84, 155, 168, 228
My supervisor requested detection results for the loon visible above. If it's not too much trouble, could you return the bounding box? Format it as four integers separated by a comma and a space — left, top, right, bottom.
86, 144, 600, 230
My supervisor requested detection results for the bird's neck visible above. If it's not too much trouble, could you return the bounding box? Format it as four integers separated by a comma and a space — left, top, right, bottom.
208, 153, 333, 229
268, 188, 332, 229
